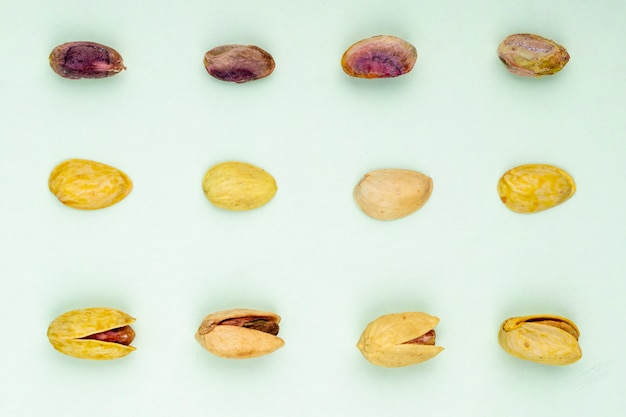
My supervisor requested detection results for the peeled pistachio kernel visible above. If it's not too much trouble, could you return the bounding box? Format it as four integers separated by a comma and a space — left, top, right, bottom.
497, 164, 575, 213
341, 35, 417, 78
49, 41, 126, 79
354, 168, 433, 220
357, 312, 444, 368
498, 315, 582, 365
202, 161, 277, 211
204, 44, 275, 83
48, 159, 133, 210
195, 308, 284, 359
47, 307, 136, 360
497, 33, 570, 77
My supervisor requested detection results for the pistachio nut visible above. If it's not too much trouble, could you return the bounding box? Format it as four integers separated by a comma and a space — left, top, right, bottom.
341, 35, 417, 78
49, 41, 126, 79
497, 164, 575, 213
498, 314, 582, 365
354, 168, 433, 220
47, 307, 136, 360
202, 161, 277, 211
357, 312, 444, 367
48, 159, 133, 210
195, 308, 284, 359
204, 44, 275, 83
497, 33, 570, 77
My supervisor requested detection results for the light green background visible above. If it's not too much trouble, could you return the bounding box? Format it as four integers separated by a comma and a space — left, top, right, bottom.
1, 1, 624, 416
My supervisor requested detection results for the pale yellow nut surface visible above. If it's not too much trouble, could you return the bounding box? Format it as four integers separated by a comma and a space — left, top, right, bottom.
354, 169, 433, 220
497, 164, 575, 213
498, 315, 582, 365
47, 307, 136, 360
202, 161, 277, 210
357, 312, 444, 367
48, 159, 132, 210
195, 308, 284, 359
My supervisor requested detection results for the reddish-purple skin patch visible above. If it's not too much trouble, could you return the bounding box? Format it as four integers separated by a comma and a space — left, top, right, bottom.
49, 41, 126, 79
204, 44, 275, 83
342, 35, 417, 79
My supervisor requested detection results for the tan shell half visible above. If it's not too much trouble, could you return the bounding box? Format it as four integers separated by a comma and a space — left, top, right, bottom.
195, 308, 284, 359
498, 314, 582, 365
357, 312, 444, 368
497, 164, 575, 213
354, 169, 433, 220
48, 159, 133, 210
202, 161, 277, 211
47, 307, 136, 360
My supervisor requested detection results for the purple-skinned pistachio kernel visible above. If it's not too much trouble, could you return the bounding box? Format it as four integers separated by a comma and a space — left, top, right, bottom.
341, 35, 417, 79
204, 44, 275, 83
497, 33, 570, 77
49, 41, 126, 79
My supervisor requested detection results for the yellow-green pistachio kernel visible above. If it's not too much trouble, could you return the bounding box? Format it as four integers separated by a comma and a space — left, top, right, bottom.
497, 33, 570, 77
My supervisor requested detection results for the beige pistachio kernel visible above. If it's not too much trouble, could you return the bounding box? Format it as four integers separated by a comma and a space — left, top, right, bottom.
498, 315, 582, 365
357, 312, 444, 368
342, 35, 417, 78
354, 168, 433, 220
497, 164, 575, 213
49, 41, 126, 79
195, 309, 284, 359
47, 307, 136, 360
204, 44, 275, 83
48, 159, 133, 210
497, 33, 570, 77
202, 161, 277, 211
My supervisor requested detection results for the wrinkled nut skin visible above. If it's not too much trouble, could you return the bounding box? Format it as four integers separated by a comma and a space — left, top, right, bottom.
341, 35, 417, 78
204, 44, 275, 83
49, 159, 133, 210
357, 312, 444, 368
354, 169, 433, 220
497, 33, 569, 77
47, 307, 136, 360
498, 315, 582, 365
49, 41, 126, 79
497, 164, 575, 213
202, 161, 277, 211
195, 308, 284, 359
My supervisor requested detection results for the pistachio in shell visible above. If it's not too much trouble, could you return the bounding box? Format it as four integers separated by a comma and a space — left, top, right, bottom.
195, 308, 284, 359
498, 314, 582, 365
497, 164, 575, 213
357, 312, 444, 368
341, 35, 417, 78
354, 168, 433, 220
204, 44, 275, 83
202, 161, 277, 211
47, 307, 136, 360
497, 33, 570, 77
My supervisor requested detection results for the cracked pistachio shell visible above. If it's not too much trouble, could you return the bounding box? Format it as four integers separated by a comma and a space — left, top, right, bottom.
497, 33, 569, 77
357, 312, 444, 368
202, 161, 277, 211
47, 307, 136, 360
497, 164, 575, 213
341, 35, 417, 78
354, 168, 433, 220
498, 315, 582, 365
48, 159, 133, 210
195, 308, 284, 359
